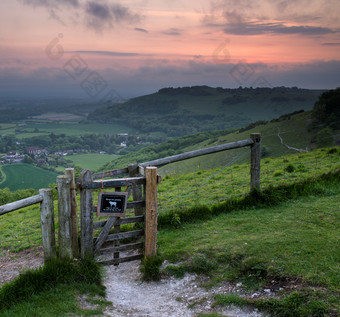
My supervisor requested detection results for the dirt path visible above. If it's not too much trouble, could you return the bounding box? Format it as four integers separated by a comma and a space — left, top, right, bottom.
103, 260, 266, 317
0, 251, 266, 316
277, 127, 307, 153
0, 248, 44, 287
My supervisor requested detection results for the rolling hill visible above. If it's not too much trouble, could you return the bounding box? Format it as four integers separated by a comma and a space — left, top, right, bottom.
88, 86, 323, 137
99, 108, 339, 175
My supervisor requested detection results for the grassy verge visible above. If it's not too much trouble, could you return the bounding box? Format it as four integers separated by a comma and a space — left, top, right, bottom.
158, 147, 340, 225
158, 193, 340, 316
0, 258, 110, 316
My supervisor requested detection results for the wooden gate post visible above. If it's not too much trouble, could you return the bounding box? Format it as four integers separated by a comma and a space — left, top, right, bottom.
80, 169, 94, 259
128, 163, 145, 216
145, 166, 158, 257
39, 188, 56, 261
57, 175, 73, 259
250, 133, 261, 191
65, 168, 79, 258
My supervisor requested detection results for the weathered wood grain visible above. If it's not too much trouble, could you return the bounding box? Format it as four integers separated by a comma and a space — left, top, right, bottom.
57, 175, 73, 259
65, 168, 79, 258
39, 188, 56, 261
0, 194, 43, 216
250, 133, 261, 190
145, 167, 158, 257
80, 169, 94, 259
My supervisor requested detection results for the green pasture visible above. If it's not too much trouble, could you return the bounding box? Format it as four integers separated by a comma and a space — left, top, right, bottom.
1, 122, 138, 138
159, 193, 340, 314
158, 146, 340, 212
0, 164, 58, 191
66, 153, 118, 170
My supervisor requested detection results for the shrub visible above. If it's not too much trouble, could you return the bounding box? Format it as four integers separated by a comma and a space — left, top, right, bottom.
285, 164, 295, 173
140, 256, 163, 281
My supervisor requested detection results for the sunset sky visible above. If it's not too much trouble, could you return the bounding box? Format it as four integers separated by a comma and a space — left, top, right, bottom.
1, 0, 340, 99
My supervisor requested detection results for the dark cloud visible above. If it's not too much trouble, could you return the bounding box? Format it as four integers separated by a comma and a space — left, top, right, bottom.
218, 10, 336, 36
21, 0, 79, 9
85, 2, 111, 20
223, 21, 335, 36
19, 0, 142, 32
322, 42, 340, 46
135, 27, 148, 33
71, 50, 144, 56
84, 1, 141, 31
162, 28, 182, 36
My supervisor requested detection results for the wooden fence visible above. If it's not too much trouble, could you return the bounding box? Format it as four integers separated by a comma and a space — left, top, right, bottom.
0, 189, 56, 261
0, 133, 261, 265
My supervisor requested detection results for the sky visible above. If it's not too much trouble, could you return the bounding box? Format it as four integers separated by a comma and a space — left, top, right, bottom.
0, 0, 340, 100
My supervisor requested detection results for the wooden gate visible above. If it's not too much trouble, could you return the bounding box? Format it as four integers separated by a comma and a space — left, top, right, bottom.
77, 166, 159, 265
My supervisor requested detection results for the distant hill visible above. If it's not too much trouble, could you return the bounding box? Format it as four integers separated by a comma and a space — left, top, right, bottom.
88, 86, 323, 137
99, 107, 340, 175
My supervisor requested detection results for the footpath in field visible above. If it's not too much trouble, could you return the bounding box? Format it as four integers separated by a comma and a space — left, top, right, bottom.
103, 260, 265, 317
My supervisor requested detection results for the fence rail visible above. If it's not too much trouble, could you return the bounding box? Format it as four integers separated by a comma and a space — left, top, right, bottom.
0, 189, 56, 261
139, 138, 255, 171
0, 194, 43, 216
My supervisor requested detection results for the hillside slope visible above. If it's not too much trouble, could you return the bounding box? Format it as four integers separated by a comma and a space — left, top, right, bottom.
100, 108, 339, 174
88, 86, 323, 137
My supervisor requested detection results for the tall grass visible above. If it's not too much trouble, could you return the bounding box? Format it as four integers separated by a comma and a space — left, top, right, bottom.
0, 258, 102, 311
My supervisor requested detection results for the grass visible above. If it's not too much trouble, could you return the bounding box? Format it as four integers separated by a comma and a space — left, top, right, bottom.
157, 146, 340, 214
66, 153, 118, 170
0, 258, 110, 316
158, 193, 340, 315
0, 146, 339, 316
6, 121, 137, 138
0, 164, 58, 191
0, 204, 42, 252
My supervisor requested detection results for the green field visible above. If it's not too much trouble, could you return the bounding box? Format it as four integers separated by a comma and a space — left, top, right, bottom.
1, 122, 138, 138
0, 164, 58, 191
66, 153, 118, 170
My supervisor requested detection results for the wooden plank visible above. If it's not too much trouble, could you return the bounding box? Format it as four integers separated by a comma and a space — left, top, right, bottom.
80, 169, 94, 259
92, 168, 129, 180
105, 230, 144, 242
0, 194, 43, 216
138, 166, 145, 176
250, 133, 261, 190
94, 215, 144, 228
65, 168, 79, 258
99, 242, 143, 254
113, 187, 121, 266
99, 254, 143, 265
128, 164, 145, 217
39, 188, 56, 261
139, 138, 254, 168
75, 168, 129, 183
82, 177, 146, 189
57, 175, 73, 259
94, 217, 117, 253
145, 167, 158, 257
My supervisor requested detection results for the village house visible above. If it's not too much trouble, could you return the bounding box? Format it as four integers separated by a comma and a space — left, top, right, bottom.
26, 147, 49, 157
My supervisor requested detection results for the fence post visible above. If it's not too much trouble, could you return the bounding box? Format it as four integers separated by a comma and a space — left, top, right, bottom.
145, 166, 158, 257
80, 169, 94, 259
250, 133, 261, 191
128, 163, 145, 216
57, 175, 73, 259
39, 188, 56, 261
65, 168, 79, 258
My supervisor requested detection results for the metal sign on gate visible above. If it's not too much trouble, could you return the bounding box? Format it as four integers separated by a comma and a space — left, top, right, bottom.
97, 192, 128, 217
